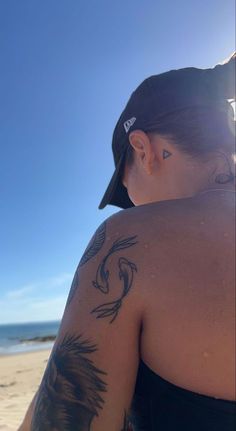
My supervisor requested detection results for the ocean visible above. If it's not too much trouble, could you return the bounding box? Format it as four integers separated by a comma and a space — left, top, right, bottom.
0, 320, 61, 355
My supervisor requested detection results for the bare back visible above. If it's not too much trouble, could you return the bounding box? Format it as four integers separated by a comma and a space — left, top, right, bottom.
130, 191, 235, 401
26, 190, 235, 431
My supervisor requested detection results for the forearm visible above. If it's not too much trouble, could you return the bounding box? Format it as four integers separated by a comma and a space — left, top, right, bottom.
17, 392, 38, 431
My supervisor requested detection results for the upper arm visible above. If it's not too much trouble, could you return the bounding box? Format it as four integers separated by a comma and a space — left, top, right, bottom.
31, 216, 144, 430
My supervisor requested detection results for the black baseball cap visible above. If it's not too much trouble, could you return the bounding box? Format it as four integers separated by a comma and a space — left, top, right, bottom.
99, 53, 236, 210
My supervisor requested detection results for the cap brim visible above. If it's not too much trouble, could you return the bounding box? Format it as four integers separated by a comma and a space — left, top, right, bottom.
98, 155, 134, 210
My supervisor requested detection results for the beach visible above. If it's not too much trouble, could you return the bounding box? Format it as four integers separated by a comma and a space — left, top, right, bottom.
0, 349, 51, 431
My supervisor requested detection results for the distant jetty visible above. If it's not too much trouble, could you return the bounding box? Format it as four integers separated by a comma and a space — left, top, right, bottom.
20, 335, 56, 343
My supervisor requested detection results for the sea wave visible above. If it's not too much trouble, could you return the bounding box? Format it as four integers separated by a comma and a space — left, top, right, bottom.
0, 341, 54, 355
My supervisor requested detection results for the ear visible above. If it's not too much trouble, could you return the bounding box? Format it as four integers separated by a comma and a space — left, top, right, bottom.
129, 130, 154, 174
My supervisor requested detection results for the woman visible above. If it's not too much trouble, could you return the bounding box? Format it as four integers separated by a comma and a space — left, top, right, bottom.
19, 53, 235, 430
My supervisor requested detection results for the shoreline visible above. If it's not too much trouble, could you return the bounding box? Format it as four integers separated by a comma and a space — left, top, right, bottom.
0, 344, 53, 358
0, 320, 60, 359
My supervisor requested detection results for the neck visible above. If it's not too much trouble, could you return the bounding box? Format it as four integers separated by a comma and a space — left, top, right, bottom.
202, 177, 236, 192
197, 182, 236, 196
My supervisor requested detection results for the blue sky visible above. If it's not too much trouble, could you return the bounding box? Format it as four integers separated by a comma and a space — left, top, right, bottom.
0, 0, 235, 324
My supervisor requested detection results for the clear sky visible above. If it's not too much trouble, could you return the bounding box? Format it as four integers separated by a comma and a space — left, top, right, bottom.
0, 0, 235, 324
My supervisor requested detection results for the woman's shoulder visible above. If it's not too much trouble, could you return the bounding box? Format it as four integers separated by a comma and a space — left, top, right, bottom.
107, 191, 235, 235
106, 195, 201, 243
102, 193, 234, 275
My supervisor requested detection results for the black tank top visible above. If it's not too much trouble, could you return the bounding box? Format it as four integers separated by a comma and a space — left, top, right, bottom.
129, 359, 236, 430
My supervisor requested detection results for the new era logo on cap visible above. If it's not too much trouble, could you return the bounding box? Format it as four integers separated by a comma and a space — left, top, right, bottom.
123, 117, 136, 133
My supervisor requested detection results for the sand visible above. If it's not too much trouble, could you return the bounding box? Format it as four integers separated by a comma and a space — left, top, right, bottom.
0, 349, 51, 431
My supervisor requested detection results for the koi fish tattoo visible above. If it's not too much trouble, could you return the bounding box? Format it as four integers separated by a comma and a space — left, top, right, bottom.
92, 256, 137, 323
91, 235, 138, 323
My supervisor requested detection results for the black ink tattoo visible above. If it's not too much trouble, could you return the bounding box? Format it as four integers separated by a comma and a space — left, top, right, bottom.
67, 222, 106, 305
211, 151, 235, 185
163, 149, 172, 159
215, 172, 235, 184
66, 267, 80, 306
92, 257, 137, 323
31, 334, 107, 431
80, 222, 106, 266
92, 236, 138, 294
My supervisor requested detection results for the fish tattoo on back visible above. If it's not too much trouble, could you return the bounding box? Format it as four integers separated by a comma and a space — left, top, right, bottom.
67, 221, 138, 324
91, 235, 138, 323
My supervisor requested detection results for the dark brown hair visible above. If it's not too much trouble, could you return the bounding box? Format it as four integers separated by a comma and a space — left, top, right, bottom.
125, 105, 236, 182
